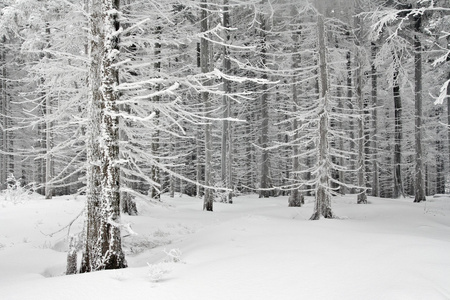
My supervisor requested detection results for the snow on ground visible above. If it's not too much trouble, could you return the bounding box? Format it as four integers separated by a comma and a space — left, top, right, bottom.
1, 192, 449, 300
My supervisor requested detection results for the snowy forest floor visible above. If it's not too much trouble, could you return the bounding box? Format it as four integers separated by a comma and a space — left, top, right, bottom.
1, 192, 449, 300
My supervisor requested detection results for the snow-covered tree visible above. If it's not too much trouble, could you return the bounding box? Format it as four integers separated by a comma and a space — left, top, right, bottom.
80, 0, 127, 272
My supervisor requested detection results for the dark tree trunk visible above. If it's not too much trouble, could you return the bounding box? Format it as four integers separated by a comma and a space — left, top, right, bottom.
393, 55, 404, 198
447, 70, 450, 190
221, 0, 233, 204
413, 13, 426, 203
355, 1, 367, 204
436, 108, 445, 194
200, 0, 213, 211
150, 25, 162, 201
258, 2, 273, 199
371, 42, 380, 197
66, 236, 78, 275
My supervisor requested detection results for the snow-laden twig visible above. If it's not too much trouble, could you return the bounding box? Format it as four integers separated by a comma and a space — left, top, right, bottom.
39, 208, 84, 238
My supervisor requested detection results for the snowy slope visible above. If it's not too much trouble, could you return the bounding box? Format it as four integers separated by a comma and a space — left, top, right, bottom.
1, 193, 449, 300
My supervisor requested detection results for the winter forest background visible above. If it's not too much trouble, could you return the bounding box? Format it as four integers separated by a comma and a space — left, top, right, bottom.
1, 0, 450, 277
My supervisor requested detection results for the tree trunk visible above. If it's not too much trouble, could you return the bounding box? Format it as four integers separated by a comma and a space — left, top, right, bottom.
169, 136, 175, 198
0, 41, 7, 188
258, 2, 273, 198
36, 98, 46, 195
413, 13, 426, 203
393, 54, 404, 198
45, 93, 53, 199
355, 0, 367, 204
311, 3, 333, 220
66, 236, 78, 275
119, 105, 137, 215
371, 42, 379, 197
201, 0, 213, 211
447, 71, 450, 191
80, 0, 127, 272
346, 51, 354, 193
196, 129, 202, 198
150, 25, 162, 201
44, 23, 53, 199
221, 0, 233, 204
337, 85, 345, 194
289, 16, 303, 207
436, 108, 445, 194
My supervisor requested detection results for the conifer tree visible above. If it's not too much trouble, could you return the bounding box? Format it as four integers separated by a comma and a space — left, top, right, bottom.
80, 0, 126, 272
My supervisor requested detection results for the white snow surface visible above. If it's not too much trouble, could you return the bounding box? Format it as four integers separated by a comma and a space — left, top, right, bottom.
1, 193, 449, 300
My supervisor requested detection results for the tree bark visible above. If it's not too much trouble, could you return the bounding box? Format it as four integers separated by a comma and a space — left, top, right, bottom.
447, 71, 450, 190
80, 0, 127, 272
44, 23, 53, 199
0, 40, 7, 188
150, 25, 162, 201
413, 13, 426, 203
311, 2, 333, 220
355, 0, 367, 204
221, 0, 233, 204
289, 14, 303, 207
346, 50, 354, 193
436, 108, 445, 194
371, 42, 379, 197
393, 54, 404, 198
45, 93, 53, 199
258, 1, 273, 198
201, 0, 213, 211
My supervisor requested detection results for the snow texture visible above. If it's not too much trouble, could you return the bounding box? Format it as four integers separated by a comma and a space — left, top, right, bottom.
0, 193, 449, 299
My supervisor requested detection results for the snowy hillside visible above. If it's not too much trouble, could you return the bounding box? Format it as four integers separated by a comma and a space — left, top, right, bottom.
1, 193, 449, 300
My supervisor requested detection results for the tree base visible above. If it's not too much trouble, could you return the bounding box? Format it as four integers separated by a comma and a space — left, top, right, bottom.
413, 196, 426, 203
66, 236, 78, 275
203, 191, 213, 211
121, 192, 138, 216
79, 252, 127, 273
310, 209, 334, 220
357, 193, 368, 204
288, 193, 304, 207
203, 203, 213, 211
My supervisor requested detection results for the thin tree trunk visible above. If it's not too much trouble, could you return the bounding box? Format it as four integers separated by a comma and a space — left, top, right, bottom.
0, 41, 7, 188
371, 42, 379, 197
80, 0, 126, 272
311, 3, 333, 220
436, 108, 445, 194
289, 16, 303, 207
43, 23, 53, 199
346, 51, 354, 193
36, 98, 46, 195
413, 13, 426, 202
119, 104, 137, 215
259, 2, 273, 198
150, 25, 162, 200
355, 0, 367, 204
246, 112, 253, 191
201, 0, 213, 211
221, 0, 232, 203
337, 85, 345, 194
447, 71, 450, 190
169, 137, 175, 198
393, 54, 404, 198
45, 93, 53, 199
196, 130, 202, 198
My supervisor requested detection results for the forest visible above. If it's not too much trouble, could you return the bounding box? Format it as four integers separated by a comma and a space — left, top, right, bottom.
1, 0, 450, 275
